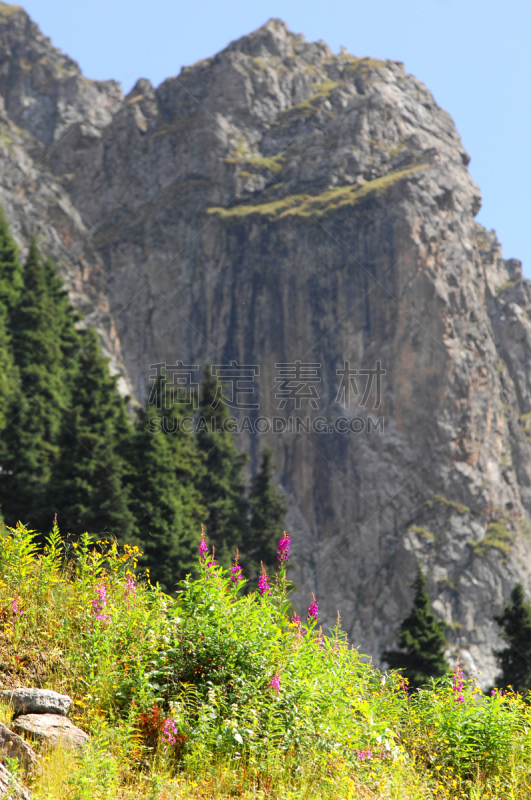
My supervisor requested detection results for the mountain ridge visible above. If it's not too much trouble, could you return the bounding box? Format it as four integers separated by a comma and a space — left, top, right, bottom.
0, 4, 530, 685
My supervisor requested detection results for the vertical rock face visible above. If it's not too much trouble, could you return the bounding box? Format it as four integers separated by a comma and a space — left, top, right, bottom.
0, 4, 129, 387
1, 5, 531, 683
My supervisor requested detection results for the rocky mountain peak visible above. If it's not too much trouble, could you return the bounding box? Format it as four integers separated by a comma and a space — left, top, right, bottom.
0, 1, 123, 146
225, 18, 303, 59
224, 17, 332, 64
0, 5, 530, 686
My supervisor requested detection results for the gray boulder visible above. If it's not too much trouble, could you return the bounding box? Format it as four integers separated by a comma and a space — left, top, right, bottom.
0, 723, 36, 773
12, 714, 88, 749
0, 763, 31, 799
1, 689, 71, 717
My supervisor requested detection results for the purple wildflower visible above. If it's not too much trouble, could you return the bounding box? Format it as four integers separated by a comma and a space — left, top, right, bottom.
452, 659, 464, 703
258, 562, 271, 596
269, 672, 280, 697
355, 749, 372, 761
163, 717, 178, 746
231, 549, 242, 585
307, 593, 319, 622
124, 575, 136, 606
91, 583, 110, 625
11, 598, 21, 619
291, 614, 306, 647
276, 532, 290, 566
199, 524, 208, 562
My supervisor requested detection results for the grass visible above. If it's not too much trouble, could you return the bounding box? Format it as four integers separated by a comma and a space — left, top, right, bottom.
470, 521, 515, 558
225, 153, 286, 176
0, 521, 529, 798
407, 525, 436, 542
280, 81, 340, 118
495, 281, 515, 296
0, 3, 22, 18
423, 494, 475, 517
208, 163, 429, 223
343, 56, 388, 73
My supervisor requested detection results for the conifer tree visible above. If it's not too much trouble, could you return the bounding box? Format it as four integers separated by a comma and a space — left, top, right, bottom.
195, 365, 248, 565
0, 240, 68, 528
383, 565, 448, 688
246, 446, 287, 577
0, 304, 17, 466
0, 209, 23, 314
0, 210, 22, 510
494, 583, 531, 693
43, 256, 80, 367
126, 373, 204, 590
48, 328, 135, 540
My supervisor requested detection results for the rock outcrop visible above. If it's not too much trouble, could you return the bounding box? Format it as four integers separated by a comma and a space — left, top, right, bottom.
0, 5, 130, 391
0, 762, 30, 799
0, 722, 36, 773
13, 713, 88, 749
1, 688, 71, 717
0, 5, 531, 684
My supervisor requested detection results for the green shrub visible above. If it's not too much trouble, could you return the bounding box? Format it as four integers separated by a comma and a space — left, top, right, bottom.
0, 521, 531, 798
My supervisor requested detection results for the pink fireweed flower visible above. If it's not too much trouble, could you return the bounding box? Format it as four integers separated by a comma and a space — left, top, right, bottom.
276, 532, 290, 566
258, 562, 271, 596
269, 671, 280, 697
307, 593, 319, 621
11, 598, 21, 619
231, 549, 242, 585
124, 575, 136, 606
230, 565, 242, 583
163, 717, 178, 746
452, 660, 464, 703
199, 524, 208, 562
291, 614, 306, 647
91, 583, 110, 625
355, 749, 372, 761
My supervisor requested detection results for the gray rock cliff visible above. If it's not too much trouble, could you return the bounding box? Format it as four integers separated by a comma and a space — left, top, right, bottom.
0, 6, 530, 685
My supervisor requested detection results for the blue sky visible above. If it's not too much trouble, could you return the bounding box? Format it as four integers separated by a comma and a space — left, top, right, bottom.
18, 0, 531, 277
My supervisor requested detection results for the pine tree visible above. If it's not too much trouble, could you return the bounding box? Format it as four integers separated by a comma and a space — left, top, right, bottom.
43, 256, 80, 367
0, 209, 23, 314
0, 240, 68, 528
494, 583, 531, 692
0, 305, 17, 433
195, 365, 248, 565
246, 446, 287, 577
0, 210, 23, 510
383, 565, 448, 688
0, 305, 18, 515
48, 328, 135, 540
126, 373, 204, 590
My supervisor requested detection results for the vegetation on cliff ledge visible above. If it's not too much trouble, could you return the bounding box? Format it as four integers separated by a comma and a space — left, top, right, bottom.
207, 163, 429, 222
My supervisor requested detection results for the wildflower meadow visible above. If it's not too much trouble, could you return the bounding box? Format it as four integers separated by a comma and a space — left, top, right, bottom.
0, 520, 529, 799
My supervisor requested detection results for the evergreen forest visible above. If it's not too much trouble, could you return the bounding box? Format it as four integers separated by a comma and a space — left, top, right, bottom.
0, 213, 286, 591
